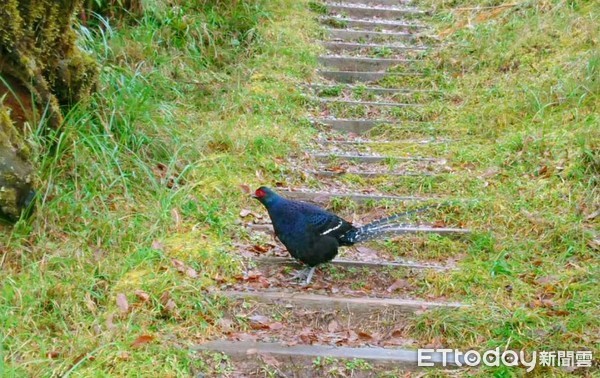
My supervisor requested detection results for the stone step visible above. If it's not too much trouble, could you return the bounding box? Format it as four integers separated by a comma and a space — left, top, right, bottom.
323, 41, 427, 55
309, 169, 436, 178
249, 223, 470, 236
256, 256, 451, 271
273, 188, 438, 203
325, 4, 426, 20
324, 0, 414, 6
195, 341, 463, 370
319, 138, 452, 146
219, 290, 465, 313
311, 118, 436, 133
310, 84, 439, 96
318, 98, 423, 108
318, 70, 422, 84
325, 28, 418, 42
309, 152, 440, 163
321, 16, 427, 31
318, 55, 416, 71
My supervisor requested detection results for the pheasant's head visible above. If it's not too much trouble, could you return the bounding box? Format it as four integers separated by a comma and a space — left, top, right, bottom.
252, 186, 278, 207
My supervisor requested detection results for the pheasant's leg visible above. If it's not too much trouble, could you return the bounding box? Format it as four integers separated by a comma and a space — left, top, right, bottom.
288, 267, 311, 282
304, 266, 316, 285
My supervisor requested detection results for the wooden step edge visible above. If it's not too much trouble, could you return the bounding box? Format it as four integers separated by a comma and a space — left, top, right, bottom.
255, 256, 453, 271
194, 341, 464, 369
218, 290, 467, 312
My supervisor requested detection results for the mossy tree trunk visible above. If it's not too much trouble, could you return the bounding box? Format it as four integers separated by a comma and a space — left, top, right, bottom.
0, 0, 98, 221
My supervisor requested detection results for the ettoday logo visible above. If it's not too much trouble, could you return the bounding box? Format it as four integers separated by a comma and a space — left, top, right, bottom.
417, 348, 593, 372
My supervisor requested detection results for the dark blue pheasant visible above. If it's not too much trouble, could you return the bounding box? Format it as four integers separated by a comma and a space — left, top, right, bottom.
253, 186, 429, 284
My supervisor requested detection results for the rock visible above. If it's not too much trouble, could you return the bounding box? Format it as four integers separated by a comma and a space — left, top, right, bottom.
0, 106, 35, 221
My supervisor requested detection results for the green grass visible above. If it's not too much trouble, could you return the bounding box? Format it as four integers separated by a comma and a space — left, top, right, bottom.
398, 0, 599, 375
0, 0, 318, 376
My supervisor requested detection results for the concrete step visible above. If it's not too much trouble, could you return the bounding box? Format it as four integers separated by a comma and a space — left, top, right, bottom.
318, 70, 422, 84
326, 4, 426, 20
195, 341, 463, 370
309, 152, 440, 163
323, 41, 427, 55
310, 169, 436, 178
219, 290, 465, 313
319, 139, 452, 147
325, 28, 418, 42
311, 118, 436, 133
271, 188, 438, 203
318, 55, 416, 71
310, 84, 439, 96
324, 0, 414, 6
318, 98, 423, 108
256, 256, 452, 271
321, 16, 427, 31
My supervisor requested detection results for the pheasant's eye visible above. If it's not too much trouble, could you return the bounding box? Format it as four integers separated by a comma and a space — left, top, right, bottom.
255, 188, 266, 198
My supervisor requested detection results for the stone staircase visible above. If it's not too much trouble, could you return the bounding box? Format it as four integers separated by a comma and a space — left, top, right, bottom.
196, 1, 470, 376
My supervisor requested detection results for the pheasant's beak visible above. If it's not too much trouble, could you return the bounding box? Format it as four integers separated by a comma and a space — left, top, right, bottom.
251, 194, 258, 199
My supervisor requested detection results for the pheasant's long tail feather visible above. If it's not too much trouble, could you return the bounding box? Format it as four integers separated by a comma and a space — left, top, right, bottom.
342, 222, 418, 244
340, 205, 434, 244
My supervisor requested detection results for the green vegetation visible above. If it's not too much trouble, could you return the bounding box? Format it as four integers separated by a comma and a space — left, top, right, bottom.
1, 0, 598, 376
402, 0, 599, 375
1, 0, 318, 375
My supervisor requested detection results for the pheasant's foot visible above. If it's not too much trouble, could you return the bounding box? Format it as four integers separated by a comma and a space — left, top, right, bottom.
287, 266, 316, 285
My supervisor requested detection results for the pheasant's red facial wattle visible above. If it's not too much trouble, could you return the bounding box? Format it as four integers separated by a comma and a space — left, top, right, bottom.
254, 188, 266, 199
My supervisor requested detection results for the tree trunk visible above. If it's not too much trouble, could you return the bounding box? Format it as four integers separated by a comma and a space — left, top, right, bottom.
0, 0, 98, 221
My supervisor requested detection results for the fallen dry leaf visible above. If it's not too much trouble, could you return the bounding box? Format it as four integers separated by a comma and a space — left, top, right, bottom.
171, 208, 182, 228
116, 293, 129, 314
151, 240, 164, 251
131, 335, 155, 348
387, 278, 412, 292
240, 184, 251, 194
248, 315, 271, 329
250, 244, 271, 254
258, 353, 281, 367
118, 351, 131, 361
327, 320, 339, 333
239, 209, 252, 217
269, 322, 284, 331
134, 290, 150, 303
171, 259, 198, 278
218, 318, 235, 333
84, 292, 97, 313
160, 291, 177, 313
357, 330, 373, 340
105, 313, 116, 331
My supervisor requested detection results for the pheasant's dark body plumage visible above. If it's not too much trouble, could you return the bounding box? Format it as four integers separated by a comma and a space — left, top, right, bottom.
253, 187, 427, 281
